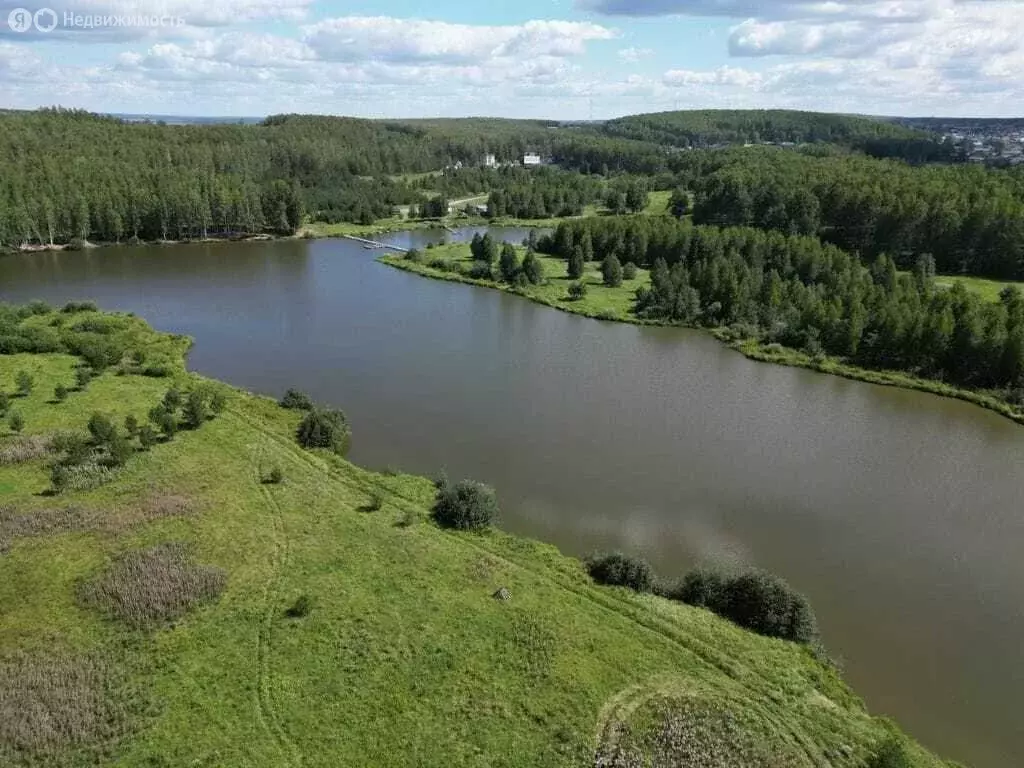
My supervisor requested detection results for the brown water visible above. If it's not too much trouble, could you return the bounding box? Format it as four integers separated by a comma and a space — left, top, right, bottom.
1, 229, 1021, 767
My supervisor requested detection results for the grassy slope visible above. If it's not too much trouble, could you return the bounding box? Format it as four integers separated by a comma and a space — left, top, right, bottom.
382, 244, 1024, 427
0, 311, 947, 767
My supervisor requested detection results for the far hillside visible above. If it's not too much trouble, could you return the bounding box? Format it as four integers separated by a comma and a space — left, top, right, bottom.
602, 109, 955, 161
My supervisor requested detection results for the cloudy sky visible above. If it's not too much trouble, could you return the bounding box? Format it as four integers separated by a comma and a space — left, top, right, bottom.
0, 0, 1021, 118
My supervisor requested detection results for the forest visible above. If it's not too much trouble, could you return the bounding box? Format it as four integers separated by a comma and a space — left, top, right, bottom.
2, 107, 1023, 286
538, 216, 1024, 397
677, 147, 1024, 279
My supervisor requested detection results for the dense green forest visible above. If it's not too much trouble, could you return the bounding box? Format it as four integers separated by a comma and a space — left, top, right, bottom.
539, 217, 1024, 396
3, 107, 1022, 284
602, 109, 955, 160
676, 147, 1024, 279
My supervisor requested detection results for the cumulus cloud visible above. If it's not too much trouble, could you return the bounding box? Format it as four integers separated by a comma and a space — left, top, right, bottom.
301, 17, 615, 65
663, 65, 765, 87
579, 0, 944, 20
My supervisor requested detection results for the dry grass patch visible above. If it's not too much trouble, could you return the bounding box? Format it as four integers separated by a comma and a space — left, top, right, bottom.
595, 695, 807, 768
78, 543, 226, 629
0, 434, 56, 466
0, 651, 131, 766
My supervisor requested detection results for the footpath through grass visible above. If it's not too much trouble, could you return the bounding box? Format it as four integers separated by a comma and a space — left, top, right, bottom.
0, 306, 946, 767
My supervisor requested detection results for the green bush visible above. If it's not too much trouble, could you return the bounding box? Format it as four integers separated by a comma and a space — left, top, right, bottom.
0, 392, 9, 415
54, 384, 69, 402
286, 594, 312, 618
265, 466, 284, 485
61, 301, 98, 314
622, 262, 638, 280
868, 734, 913, 768
467, 261, 494, 280
601, 255, 623, 287
15, 370, 33, 396
672, 567, 818, 645
87, 412, 117, 445
586, 552, 654, 593
404, 248, 424, 264
137, 425, 158, 450
567, 281, 588, 301
432, 479, 498, 531
182, 391, 208, 429
667, 567, 727, 608
162, 388, 182, 412
75, 366, 94, 389
124, 414, 139, 437
210, 392, 227, 415
296, 409, 351, 455
8, 411, 24, 434
148, 404, 178, 439
279, 389, 314, 411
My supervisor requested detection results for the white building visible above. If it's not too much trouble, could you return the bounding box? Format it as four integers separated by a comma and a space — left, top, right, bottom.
523, 152, 542, 167
483, 153, 498, 168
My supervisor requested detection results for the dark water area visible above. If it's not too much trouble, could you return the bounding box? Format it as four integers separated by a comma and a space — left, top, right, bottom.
1, 228, 1021, 767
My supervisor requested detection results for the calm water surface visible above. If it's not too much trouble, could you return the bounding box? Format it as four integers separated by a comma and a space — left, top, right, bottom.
1, 229, 1021, 768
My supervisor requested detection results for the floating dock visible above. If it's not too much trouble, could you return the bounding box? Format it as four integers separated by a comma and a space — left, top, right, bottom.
342, 235, 409, 253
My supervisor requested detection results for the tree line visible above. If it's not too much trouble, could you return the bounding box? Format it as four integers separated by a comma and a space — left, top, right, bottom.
678, 147, 1024, 279
539, 216, 1024, 397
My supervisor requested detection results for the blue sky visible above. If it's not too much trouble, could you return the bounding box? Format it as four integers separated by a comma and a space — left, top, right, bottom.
1, 0, 1022, 118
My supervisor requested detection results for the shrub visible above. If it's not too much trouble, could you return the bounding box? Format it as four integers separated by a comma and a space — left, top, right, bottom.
405, 247, 424, 263
432, 479, 498, 531
148, 404, 177, 439
77, 542, 226, 629
15, 370, 33, 396
103, 433, 134, 468
137, 425, 158, 450
676, 568, 818, 645
210, 392, 227, 415
296, 409, 351, 455
428, 257, 453, 271
265, 466, 284, 485
279, 388, 314, 411
0, 392, 8, 415
181, 391, 208, 429
123, 414, 139, 437
467, 261, 494, 280
499, 243, 520, 282
586, 552, 654, 593
602, 254, 624, 287
87, 413, 117, 445
61, 300, 98, 313
668, 567, 728, 608
622, 261, 638, 280
75, 366, 94, 389
286, 594, 312, 618
567, 281, 588, 301
8, 411, 24, 434
162, 388, 182, 412
362, 493, 383, 512
868, 734, 913, 768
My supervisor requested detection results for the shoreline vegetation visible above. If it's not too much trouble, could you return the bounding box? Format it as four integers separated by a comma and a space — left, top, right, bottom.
381, 241, 1024, 427
0, 303, 947, 766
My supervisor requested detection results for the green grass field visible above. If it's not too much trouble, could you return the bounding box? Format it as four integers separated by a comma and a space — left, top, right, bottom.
0, 307, 945, 767
935, 274, 1024, 303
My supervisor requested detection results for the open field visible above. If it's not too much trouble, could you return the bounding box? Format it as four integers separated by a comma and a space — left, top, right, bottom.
935, 274, 1024, 303
0, 306, 945, 766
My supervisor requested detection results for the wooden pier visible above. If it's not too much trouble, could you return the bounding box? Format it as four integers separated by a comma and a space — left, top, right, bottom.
342, 235, 409, 253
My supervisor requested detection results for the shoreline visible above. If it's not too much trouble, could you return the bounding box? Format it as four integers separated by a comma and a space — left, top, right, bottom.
380, 253, 1024, 428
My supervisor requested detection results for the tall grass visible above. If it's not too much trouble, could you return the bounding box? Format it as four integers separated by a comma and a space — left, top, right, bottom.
78, 543, 227, 629
0, 651, 129, 763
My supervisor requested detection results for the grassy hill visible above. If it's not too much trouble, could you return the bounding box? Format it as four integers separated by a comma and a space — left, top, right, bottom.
0, 305, 948, 767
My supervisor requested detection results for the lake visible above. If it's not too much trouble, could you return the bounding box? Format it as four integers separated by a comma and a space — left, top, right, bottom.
1, 227, 1021, 768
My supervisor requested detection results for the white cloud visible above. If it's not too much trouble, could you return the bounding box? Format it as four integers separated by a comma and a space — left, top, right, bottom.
663, 65, 765, 88
301, 17, 615, 65
618, 46, 654, 62
579, 0, 945, 20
